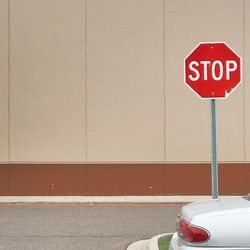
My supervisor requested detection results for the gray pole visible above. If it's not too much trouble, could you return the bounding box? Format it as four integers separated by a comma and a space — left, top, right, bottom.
211, 99, 218, 199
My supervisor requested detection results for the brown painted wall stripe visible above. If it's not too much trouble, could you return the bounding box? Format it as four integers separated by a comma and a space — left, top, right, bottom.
0, 163, 249, 196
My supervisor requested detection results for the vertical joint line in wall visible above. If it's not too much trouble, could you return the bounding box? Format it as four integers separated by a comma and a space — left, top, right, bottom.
8, 0, 10, 163
85, 0, 88, 162
243, 0, 246, 161
163, 0, 166, 162
8, 0, 11, 194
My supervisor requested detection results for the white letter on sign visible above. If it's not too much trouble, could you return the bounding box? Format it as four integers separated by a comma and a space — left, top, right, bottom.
200, 61, 211, 80
226, 60, 237, 80
212, 60, 223, 81
189, 61, 200, 81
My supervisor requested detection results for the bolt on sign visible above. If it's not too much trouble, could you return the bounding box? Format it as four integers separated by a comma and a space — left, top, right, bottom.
184, 42, 242, 199
184, 42, 242, 99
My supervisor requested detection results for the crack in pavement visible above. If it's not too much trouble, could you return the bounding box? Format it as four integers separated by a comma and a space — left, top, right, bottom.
0, 235, 150, 238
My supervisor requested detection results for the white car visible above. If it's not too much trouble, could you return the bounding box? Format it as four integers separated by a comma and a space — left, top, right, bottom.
170, 195, 250, 250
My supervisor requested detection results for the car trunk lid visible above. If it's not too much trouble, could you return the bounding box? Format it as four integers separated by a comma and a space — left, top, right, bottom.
181, 196, 250, 222
179, 197, 250, 247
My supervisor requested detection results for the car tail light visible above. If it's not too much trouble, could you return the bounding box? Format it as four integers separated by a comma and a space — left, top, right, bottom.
178, 219, 210, 243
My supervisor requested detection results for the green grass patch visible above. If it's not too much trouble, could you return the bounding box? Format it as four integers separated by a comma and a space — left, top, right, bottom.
158, 234, 173, 250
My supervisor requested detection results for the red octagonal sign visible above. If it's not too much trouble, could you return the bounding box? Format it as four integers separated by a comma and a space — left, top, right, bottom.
184, 42, 242, 99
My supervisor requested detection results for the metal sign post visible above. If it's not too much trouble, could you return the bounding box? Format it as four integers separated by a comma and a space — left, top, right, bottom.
211, 99, 218, 199
184, 42, 242, 200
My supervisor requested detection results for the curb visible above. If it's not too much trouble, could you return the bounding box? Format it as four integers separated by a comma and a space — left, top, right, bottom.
0, 196, 240, 204
148, 234, 169, 250
127, 233, 173, 250
126, 239, 149, 250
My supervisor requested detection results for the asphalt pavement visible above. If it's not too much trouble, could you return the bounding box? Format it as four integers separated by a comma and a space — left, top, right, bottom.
0, 203, 183, 250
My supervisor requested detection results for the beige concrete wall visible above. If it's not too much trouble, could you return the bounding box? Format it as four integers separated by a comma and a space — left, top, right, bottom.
87, 0, 165, 161
0, 0, 247, 162
165, 0, 244, 162
10, 0, 86, 161
0, 0, 9, 162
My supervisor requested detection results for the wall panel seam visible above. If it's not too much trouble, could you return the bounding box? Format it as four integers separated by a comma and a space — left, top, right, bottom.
8, 0, 10, 163
243, 0, 246, 161
7, 0, 11, 195
163, 0, 166, 162
85, 0, 88, 162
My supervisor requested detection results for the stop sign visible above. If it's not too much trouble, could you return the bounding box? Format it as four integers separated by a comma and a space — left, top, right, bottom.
184, 42, 242, 99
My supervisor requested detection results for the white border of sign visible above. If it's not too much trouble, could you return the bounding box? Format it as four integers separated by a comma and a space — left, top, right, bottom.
184, 41, 242, 100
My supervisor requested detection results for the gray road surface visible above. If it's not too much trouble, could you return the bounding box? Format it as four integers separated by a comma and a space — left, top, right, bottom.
0, 203, 183, 250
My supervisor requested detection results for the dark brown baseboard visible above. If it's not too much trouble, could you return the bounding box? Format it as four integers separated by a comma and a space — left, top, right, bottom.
0, 163, 248, 196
